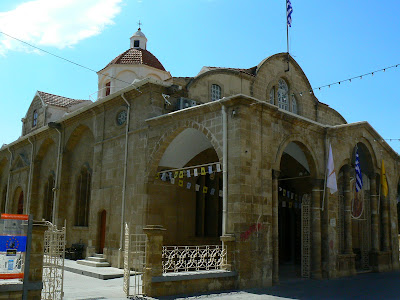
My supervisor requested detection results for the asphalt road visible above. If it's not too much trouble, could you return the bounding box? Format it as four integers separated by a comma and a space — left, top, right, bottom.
64, 270, 400, 300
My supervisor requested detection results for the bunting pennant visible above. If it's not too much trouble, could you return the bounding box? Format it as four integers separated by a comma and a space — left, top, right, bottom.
208, 166, 213, 174
187, 170, 191, 178
216, 163, 221, 172
201, 167, 206, 175
194, 169, 198, 176
155, 173, 160, 179
195, 184, 200, 191
219, 190, 223, 197
179, 171, 184, 178
178, 180, 183, 187
171, 178, 175, 184
210, 188, 215, 195
174, 171, 178, 179
186, 182, 191, 189
161, 172, 167, 181
203, 186, 208, 194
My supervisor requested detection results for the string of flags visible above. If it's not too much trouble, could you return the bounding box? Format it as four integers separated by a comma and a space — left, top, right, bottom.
278, 186, 301, 209
155, 163, 223, 196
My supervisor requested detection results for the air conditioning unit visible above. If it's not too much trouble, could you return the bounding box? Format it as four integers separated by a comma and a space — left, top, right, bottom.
177, 97, 197, 110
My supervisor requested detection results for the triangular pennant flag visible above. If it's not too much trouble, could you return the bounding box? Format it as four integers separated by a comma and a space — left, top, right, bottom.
203, 186, 208, 193
194, 169, 198, 176
208, 166, 213, 174
161, 172, 167, 181
210, 188, 215, 195
174, 171, 178, 178
186, 182, 191, 189
178, 180, 183, 187
179, 171, 184, 178
216, 163, 221, 172
195, 184, 200, 191
155, 173, 160, 179
187, 170, 191, 178
171, 178, 175, 184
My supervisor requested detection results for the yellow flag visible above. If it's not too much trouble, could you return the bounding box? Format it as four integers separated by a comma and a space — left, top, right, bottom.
381, 159, 388, 197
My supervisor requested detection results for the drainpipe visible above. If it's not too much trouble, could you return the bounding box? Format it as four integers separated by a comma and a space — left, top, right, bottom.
26, 137, 34, 214
119, 93, 131, 268
5, 147, 13, 213
49, 122, 62, 226
221, 104, 228, 236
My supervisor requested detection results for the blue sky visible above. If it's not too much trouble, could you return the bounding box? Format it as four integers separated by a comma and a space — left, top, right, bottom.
0, 0, 399, 154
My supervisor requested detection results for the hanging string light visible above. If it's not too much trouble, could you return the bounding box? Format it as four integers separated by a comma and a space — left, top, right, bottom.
296, 63, 399, 97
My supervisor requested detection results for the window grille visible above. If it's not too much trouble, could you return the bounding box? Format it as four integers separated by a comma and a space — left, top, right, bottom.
277, 79, 289, 111
269, 87, 275, 104
211, 84, 221, 101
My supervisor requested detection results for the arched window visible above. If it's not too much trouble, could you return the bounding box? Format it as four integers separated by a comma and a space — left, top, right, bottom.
1, 185, 6, 213
291, 95, 298, 114
32, 110, 38, 127
269, 87, 275, 105
75, 167, 91, 227
277, 79, 289, 111
211, 84, 221, 101
105, 82, 111, 97
43, 175, 55, 221
17, 191, 24, 214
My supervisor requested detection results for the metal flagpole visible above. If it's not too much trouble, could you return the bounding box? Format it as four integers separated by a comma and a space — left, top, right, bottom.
285, 0, 290, 72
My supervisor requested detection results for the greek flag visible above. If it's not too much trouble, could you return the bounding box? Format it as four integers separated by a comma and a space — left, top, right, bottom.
287, 0, 293, 27
355, 148, 363, 192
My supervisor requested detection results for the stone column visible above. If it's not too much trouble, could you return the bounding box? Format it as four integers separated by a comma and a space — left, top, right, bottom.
381, 195, 390, 251
26, 221, 48, 299
143, 225, 165, 297
311, 179, 323, 279
343, 165, 353, 253
370, 174, 379, 251
220, 234, 235, 271
272, 170, 280, 284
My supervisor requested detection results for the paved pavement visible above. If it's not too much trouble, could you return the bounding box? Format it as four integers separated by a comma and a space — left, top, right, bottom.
63, 270, 400, 300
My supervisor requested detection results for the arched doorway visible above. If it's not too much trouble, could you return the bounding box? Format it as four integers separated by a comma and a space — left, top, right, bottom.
278, 141, 316, 279
350, 142, 374, 271
149, 128, 222, 245
13, 187, 24, 214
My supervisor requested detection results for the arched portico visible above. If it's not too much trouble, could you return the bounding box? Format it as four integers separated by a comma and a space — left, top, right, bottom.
147, 127, 222, 245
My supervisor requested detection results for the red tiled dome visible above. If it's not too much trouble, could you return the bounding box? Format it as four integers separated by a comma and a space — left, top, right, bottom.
101, 48, 166, 72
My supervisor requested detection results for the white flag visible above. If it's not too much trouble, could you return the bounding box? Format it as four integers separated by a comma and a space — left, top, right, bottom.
326, 143, 338, 194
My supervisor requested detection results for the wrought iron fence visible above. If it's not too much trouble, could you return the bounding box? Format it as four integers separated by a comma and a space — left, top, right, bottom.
162, 245, 226, 273
41, 221, 66, 300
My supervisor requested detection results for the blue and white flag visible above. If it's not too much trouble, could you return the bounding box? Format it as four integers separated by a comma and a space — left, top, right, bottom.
287, 0, 293, 27
355, 148, 363, 192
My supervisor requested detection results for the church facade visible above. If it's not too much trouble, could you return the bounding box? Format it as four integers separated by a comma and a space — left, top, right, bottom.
1, 28, 399, 291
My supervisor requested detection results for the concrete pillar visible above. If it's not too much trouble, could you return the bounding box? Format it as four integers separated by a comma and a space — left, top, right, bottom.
143, 225, 166, 297
272, 169, 280, 284
343, 165, 353, 254
370, 174, 379, 251
311, 179, 323, 279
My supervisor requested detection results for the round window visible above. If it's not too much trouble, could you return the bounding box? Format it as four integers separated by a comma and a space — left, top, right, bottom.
117, 110, 127, 125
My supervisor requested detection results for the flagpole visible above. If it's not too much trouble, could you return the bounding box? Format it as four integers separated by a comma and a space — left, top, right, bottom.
285, 0, 290, 72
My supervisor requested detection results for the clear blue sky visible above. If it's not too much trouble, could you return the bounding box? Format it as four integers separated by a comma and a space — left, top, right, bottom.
0, 0, 399, 154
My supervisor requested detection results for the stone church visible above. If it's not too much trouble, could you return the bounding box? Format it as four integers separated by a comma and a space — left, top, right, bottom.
1, 27, 399, 291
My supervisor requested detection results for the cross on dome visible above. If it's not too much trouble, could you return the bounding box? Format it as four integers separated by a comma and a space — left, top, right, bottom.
130, 21, 147, 49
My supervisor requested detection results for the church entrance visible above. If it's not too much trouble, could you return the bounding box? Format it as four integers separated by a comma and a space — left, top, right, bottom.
278, 142, 315, 280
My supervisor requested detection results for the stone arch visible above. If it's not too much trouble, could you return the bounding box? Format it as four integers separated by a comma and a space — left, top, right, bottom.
147, 73, 162, 81
147, 121, 222, 181
65, 124, 94, 153
35, 138, 55, 161
273, 134, 320, 178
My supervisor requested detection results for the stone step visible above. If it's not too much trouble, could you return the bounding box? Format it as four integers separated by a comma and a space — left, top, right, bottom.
87, 256, 107, 263
93, 253, 105, 258
76, 259, 110, 268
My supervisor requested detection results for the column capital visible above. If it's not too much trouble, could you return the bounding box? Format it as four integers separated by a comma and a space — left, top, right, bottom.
272, 169, 280, 180
312, 178, 324, 189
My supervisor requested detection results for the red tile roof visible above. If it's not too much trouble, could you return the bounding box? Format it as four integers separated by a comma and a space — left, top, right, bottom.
100, 48, 166, 72
206, 66, 257, 76
37, 91, 90, 108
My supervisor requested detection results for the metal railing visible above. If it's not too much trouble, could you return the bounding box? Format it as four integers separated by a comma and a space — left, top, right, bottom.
162, 245, 226, 273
